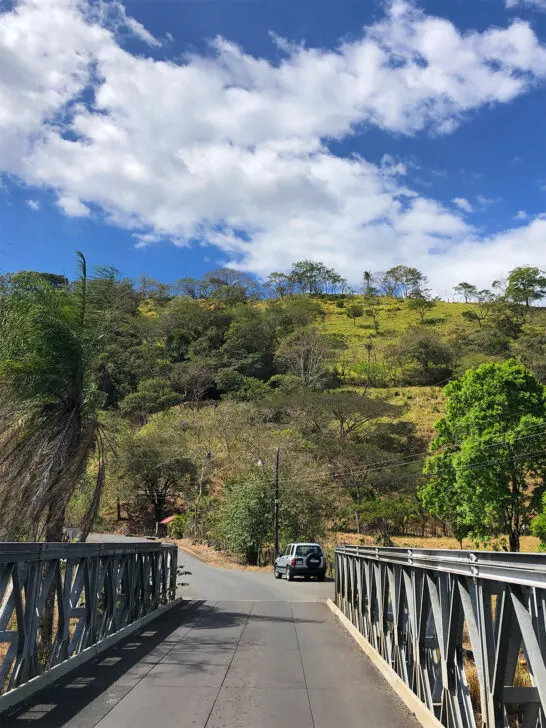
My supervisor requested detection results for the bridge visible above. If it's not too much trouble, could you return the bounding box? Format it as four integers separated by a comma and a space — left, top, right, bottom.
0, 539, 544, 728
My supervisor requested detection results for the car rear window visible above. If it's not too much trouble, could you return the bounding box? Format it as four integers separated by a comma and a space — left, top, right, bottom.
295, 545, 322, 556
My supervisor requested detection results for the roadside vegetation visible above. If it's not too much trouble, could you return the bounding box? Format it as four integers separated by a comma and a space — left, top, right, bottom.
0, 259, 545, 560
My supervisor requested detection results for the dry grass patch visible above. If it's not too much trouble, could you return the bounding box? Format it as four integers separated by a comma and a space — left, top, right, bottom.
174, 539, 270, 571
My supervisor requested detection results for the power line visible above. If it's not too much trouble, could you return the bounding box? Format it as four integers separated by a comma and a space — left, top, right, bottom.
270, 422, 546, 487
134, 445, 546, 499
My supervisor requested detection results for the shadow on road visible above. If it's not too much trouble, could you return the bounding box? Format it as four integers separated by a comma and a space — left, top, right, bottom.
1, 601, 319, 728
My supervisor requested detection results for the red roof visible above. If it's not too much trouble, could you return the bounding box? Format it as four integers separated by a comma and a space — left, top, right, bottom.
160, 515, 176, 524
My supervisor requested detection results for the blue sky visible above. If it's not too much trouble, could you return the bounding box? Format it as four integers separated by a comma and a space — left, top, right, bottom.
1, 0, 546, 295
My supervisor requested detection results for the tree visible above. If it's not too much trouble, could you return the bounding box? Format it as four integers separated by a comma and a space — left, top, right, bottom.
116, 411, 196, 524
346, 303, 364, 326
510, 325, 546, 382
170, 362, 216, 406
138, 275, 171, 302
531, 493, 546, 551
394, 328, 454, 384
385, 266, 427, 298
363, 292, 381, 333
323, 269, 347, 294
461, 289, 496, 328
264, 272, 295, 299
407, 291, 438, 323
374, 270, 398, 297
506, 265, 546, 307
420, 360, 546, 552
0, 253, 107, 543
289, 260, 340, 295
175, 277, 201, 299
275, 328, 333, 389
119, 378, 181, 424
453, 282, 478, 303
217, 475, 272, 564
221, 305, 277, 380
200, 267, 261, 301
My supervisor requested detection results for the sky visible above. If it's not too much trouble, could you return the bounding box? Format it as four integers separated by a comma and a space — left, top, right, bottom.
1, 0, 546, 296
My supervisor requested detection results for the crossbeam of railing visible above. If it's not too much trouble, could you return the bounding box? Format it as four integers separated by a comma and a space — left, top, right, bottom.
0, 541, 178, 699
335, 545, 546, 728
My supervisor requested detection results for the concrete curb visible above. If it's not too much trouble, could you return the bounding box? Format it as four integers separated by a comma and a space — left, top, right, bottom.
327, 598, 444, 728
0, 597, 184, 715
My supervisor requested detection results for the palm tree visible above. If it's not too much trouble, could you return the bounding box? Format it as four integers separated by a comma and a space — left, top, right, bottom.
0, 253, 106, 542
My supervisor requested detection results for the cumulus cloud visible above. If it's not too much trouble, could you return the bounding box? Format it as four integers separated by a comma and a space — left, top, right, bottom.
452, 198, 473, 213
56, 195, 91, 218
514, 209, 529, 220
2, 0, 546, 291
25, 199, 40, 211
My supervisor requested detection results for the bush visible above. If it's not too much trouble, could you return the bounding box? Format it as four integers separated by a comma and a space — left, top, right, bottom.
168, 514, 189, 539
217, 478, 272, 564
351, 362, 391, 387
224, 377, 271, 402
393, 327, 455, 384
531, 494, 546, 552
268, 374, 303, 394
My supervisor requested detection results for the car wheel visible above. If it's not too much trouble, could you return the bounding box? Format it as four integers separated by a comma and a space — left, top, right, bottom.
274, 568, 282, 579
286, 567, 294, 581
317, 573, 326, 582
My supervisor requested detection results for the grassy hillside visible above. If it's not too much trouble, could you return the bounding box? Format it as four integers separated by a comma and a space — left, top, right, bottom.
322, 297, 470, 350
321, 296, 493, 376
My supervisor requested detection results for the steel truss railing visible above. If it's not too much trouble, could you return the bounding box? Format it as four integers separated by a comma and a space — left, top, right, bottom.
0, 541, 178, 695
335, 545, 546, 728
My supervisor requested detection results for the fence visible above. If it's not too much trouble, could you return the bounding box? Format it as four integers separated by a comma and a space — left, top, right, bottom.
0, 541, 178, 700
335, 545, 546, 728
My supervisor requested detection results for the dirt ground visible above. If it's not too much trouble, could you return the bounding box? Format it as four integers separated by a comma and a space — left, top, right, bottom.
173, 539, 271, 571
329, 532, 541, 552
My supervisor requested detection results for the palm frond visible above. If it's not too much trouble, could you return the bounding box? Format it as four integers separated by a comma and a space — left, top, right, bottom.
0, 252, 105, 541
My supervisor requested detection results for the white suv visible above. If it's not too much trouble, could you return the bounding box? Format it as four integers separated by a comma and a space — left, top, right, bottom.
274, 543, 326, 582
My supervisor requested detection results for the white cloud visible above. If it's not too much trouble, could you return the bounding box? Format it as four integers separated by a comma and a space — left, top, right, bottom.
514, 209, 529, 220
506, 0, 546, 10
3, 0, 546, 292
56, 194, 91, 218
25, 199, 40, 211
424, 217, 546, 291
380, 154, 408, 176
452, 197, 473, 213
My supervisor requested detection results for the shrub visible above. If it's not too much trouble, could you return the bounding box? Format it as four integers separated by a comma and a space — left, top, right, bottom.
168, 514, 189, 539
352, 362, 391, 387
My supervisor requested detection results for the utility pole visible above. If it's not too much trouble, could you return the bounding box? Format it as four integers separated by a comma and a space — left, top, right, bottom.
274, 447, 280, 557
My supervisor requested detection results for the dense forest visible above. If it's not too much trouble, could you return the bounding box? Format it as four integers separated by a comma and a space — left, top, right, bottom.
0, 259, 545, 559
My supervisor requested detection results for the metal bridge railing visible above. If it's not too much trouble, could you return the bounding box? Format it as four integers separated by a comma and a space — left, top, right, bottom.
0, 541, 178, 699
335, 545, 546, 728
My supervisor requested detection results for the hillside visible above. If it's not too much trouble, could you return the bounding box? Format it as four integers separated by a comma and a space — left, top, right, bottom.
2, 262, 544, 556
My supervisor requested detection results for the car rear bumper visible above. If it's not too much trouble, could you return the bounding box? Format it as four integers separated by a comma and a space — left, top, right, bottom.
292, 567, 326, 576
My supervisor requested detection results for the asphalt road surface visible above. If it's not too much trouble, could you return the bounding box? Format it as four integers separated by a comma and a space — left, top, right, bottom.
89, 533, 335, 602
4, 535, 420, 727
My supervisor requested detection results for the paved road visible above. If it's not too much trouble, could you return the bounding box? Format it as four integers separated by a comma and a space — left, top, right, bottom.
4, 600, 419, 728
2, 536, 419, 728
89, 534, 334, 602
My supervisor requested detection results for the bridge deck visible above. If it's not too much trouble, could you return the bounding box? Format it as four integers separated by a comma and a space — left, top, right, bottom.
3, 600, 419, 728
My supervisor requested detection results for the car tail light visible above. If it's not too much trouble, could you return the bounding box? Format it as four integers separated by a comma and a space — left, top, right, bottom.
291, 557, 296, 567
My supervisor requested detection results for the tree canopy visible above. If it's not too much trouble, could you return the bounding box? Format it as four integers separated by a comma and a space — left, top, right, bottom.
420, 360, 546, 551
